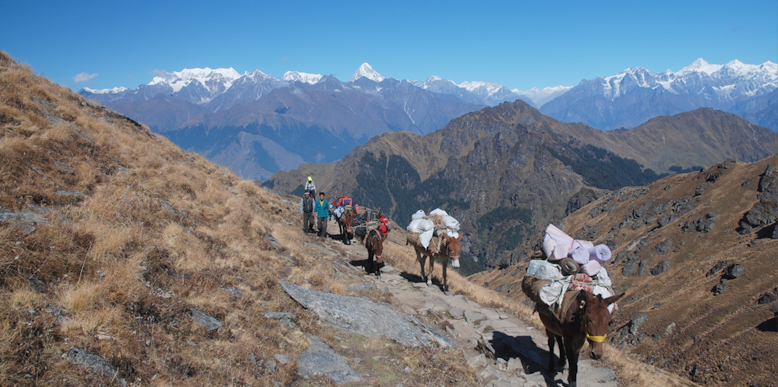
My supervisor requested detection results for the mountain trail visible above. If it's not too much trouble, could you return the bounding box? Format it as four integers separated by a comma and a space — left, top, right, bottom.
293, 219, 619, 386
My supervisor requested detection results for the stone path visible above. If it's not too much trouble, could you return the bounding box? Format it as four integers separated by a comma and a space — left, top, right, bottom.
303, 224, 620, 386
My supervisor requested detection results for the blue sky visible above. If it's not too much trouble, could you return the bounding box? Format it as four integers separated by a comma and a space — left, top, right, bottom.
2, 0, 776, 91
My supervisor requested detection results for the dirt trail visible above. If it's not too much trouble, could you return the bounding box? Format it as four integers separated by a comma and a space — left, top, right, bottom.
311, 222, 620, 387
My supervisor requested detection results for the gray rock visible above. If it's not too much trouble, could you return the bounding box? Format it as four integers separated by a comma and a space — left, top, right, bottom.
0, 208, 50, 236
449, 307, 465, 320
279, 280, 454, 348
465, 309, 486, 324
63, 346, 126, 386
713, 284, 727, 296
465, 353, 486, 368
263, 311, 296, 327
725, 264, 745, 279
379, 264, 396, 273
629, 313, 648, 335
56, 190, 87, 198
346, 281, 376, 292
757, 292, 776, 305
273, 354, 291, 364
191, 308, 223, 331
656, 239, 672, 255
651, 260, 671, 276
265, 359, 277, 374
478, 365, 507, 382
707, 260, 731, 277
223, 286, 243, 297
638, 259, 650, 277
297, 335, 362, 385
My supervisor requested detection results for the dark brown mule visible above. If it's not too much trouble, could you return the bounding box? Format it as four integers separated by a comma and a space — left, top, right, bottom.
336, 208, 355, 245
365, 229, 385, 277
537, 290, 624, 387
406, 232, 461, 294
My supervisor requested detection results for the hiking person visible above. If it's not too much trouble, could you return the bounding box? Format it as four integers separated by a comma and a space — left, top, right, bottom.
314, 191, 331, 238
304, 176, 316, 198
300, 191, 315, 233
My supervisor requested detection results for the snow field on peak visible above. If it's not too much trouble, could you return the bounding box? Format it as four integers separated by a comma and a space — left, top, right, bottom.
349, 63, 384, 82
83, 86, 128, 94
282, 71, 323, 85
149, 67, 241, 93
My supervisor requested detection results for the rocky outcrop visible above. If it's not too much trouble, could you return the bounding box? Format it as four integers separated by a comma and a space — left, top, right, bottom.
297, 335, 363, 385
279, 280, 453, 348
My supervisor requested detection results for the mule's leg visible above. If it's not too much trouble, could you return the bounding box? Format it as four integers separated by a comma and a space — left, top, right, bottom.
555, 335, 566, 368
416, 249, 428, 284
563, 336, 580, 387
367, 249, 374, 275
442, 258, 449, 294
427, 255, 435, 286
546, 330, 557, 373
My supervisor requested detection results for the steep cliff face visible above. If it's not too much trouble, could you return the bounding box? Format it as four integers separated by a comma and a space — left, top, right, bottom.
470, 156, 778, 386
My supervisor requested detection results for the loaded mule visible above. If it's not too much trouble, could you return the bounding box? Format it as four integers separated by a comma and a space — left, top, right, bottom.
335, 205, 355, 245
536, 289, 623, 387
406, 231, 461, 294
364, 229, 386, 277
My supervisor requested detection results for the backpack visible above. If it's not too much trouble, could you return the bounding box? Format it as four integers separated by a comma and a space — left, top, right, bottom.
338, 196, 353, 207
378, 223, 389, 236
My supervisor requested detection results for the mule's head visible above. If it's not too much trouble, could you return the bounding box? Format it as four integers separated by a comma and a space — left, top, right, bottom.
442, 234, 462, 268
342, 210, 354, 232
368, 229, 386, 263
580, 291, 624, 360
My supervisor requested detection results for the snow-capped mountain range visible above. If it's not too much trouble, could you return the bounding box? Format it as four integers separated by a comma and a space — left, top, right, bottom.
79, 58, 777, 180
539, 58, 777, 130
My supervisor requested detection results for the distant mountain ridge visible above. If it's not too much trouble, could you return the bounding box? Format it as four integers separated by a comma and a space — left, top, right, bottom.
263, 100, 778, 270
540, 58, 778, 130
80, 59, 777, 180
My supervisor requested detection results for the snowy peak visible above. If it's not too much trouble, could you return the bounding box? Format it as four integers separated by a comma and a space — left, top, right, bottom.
82, 86, 129, 94
678, 58, 723, 76
282, 71, 323, 85
148, 67, 241, 93
349, 63, 384, 83
514, 85, 573, 107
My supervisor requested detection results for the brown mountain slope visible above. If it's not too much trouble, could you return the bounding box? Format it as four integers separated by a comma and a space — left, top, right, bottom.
265, 101, 778, 271
0, 52, 488, 385
469, 156, 778, 386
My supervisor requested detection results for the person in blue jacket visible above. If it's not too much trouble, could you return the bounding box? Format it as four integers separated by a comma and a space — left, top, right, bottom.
314, 192, 331, 238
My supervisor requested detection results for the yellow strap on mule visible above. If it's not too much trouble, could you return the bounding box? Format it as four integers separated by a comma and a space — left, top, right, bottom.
583, 314, 607, 343
586, 333, 607, 343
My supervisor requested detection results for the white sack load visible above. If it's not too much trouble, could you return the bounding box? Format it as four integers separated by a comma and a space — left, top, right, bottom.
333, 206, 345, 218
540, 281, 566, 305
446, 229, 459, 238
442, 215, 460, 231
543, 236, 569, 261
570, 247, 590, 265
595, 266, 612, 286
588, 244, 612, 262
581, 259, 602, 276
578, 240, 595, 249
430, 208, 448, 217
407, 219, 434, 233
527, 260, 562, 280
545, 223, 573, 240
592, 285, 615, 312
411, 209, 426, 220
418, 229, 434, 248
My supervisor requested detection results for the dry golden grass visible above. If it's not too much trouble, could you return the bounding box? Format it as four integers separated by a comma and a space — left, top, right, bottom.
0, 51, 485, 386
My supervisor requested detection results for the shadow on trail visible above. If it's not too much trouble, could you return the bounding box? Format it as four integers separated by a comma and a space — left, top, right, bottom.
489, 331, 564, 387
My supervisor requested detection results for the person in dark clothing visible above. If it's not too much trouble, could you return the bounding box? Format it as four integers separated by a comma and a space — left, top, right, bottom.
314, 192, 331, 238
300, 191, 315, 233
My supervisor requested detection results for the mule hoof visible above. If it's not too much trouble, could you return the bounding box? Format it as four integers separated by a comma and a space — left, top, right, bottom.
426, 280, 432, 286
443, 290, 450, 296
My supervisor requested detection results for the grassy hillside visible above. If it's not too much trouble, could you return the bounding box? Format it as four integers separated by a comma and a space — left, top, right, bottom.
0, 51, 484, 386
470, 157, 778, 386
